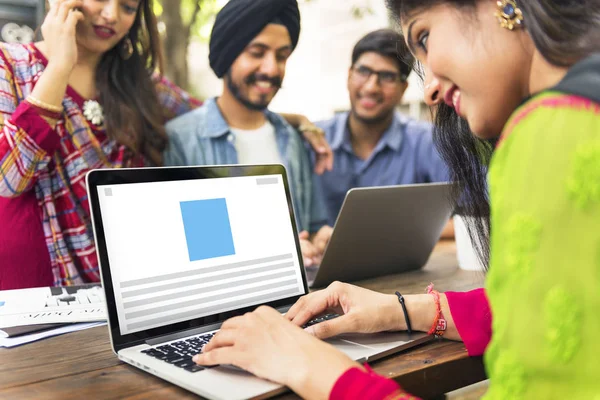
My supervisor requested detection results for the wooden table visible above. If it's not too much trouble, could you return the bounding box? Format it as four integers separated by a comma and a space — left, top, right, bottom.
0, 241, 487, 400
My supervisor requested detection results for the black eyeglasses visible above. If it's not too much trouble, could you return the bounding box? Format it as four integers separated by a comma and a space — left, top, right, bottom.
351, 65, 405, 86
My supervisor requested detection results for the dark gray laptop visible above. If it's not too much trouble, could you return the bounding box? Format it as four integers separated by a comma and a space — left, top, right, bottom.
309, 182, 454, 288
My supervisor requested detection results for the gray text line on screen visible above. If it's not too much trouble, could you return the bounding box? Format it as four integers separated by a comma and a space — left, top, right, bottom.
126, 287, 300, 331
120, 253, 294, 289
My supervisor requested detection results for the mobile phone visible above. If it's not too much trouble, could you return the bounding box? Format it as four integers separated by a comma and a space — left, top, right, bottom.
48, 0, 82, 11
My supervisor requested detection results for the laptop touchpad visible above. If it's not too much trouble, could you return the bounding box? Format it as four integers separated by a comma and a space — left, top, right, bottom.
337, 331, 415, 350
324, 338, 377, 361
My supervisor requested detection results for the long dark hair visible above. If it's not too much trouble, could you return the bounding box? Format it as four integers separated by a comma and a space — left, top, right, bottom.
385, 0, 600, 269
95, 0, 167, 166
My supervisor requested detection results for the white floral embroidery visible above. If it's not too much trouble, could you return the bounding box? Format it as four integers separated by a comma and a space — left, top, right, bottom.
83, 100, 104, 126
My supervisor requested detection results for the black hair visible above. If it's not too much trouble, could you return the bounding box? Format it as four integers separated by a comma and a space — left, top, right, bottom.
351, 28, 414, 81
96, 0, 167, 166
385, 0, 600, 270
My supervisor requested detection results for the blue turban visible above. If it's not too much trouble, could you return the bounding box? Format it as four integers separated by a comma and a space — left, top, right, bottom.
209, 0, 301, 78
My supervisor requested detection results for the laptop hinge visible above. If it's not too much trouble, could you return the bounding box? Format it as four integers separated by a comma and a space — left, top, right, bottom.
275, 304, 292, 314
145, 305, 293, 346
146, 322, 223, 346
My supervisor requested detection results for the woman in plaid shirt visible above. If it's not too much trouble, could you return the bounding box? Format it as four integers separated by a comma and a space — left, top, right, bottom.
0, 0, 201, 289
0, 1, 331, 290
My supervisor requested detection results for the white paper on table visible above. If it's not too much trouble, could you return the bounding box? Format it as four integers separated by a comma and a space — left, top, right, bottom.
0, 321, 107, 348
0, 285, 106, 328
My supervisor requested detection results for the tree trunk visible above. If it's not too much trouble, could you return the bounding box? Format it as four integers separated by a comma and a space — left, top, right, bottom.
162, 0, 189, 89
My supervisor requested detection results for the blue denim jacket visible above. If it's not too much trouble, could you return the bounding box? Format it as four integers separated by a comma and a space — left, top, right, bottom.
164, 98, 327, 233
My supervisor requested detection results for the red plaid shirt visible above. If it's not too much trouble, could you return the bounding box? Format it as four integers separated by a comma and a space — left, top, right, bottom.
0, 43, 201, 289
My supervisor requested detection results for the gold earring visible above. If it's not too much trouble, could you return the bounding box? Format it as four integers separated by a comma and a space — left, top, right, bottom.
495, 0, 523, 30
120, 37, 134, 60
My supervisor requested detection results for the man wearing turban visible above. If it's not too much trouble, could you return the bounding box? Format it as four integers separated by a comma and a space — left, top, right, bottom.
164, 0, 328, 267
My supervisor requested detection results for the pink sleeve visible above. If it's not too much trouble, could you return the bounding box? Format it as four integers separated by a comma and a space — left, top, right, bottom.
330, 365, 421, 400
0, 102, 60, 198
445, 288, 492, 356
0, 48, 60, 198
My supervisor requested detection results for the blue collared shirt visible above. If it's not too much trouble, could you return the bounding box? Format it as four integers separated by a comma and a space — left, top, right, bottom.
164, 98, 327, 233
315, 111, 450, 225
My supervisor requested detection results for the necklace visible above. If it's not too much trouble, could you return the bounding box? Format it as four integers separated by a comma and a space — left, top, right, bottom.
83, 99, 104, 126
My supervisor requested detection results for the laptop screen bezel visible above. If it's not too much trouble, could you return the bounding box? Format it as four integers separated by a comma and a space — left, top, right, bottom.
86, 165, 310, 352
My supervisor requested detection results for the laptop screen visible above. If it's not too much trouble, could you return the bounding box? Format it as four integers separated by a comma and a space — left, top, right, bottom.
95, 173, 305, 336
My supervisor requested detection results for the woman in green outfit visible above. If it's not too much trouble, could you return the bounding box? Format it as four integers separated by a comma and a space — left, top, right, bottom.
189, 1, 600, 398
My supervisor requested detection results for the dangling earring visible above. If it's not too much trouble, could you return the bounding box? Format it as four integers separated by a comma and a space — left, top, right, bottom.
495, 0, 523, 30
120, 36, 134, 60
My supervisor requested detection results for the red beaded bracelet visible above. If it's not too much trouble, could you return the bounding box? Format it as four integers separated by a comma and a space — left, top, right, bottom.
426, 283, 447, 337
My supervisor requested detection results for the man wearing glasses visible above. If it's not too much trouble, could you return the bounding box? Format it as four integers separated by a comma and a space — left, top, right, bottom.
314, 29, 450, 230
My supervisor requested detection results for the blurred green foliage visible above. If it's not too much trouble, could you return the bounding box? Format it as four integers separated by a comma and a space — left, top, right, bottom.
155, 0, 222, 42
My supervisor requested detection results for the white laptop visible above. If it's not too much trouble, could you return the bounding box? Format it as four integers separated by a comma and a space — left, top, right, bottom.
86, 165, 430, 400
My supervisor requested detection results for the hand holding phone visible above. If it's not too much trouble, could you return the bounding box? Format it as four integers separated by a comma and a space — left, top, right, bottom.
41, 0, 85, 72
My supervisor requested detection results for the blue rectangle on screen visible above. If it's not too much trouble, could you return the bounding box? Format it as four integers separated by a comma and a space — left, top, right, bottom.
180, 198, 235, 262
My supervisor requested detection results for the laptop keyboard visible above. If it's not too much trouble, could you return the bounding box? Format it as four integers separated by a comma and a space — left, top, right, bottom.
302, 313, 339, 328
140, 314, 340, 373
141, 332, 216, 373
